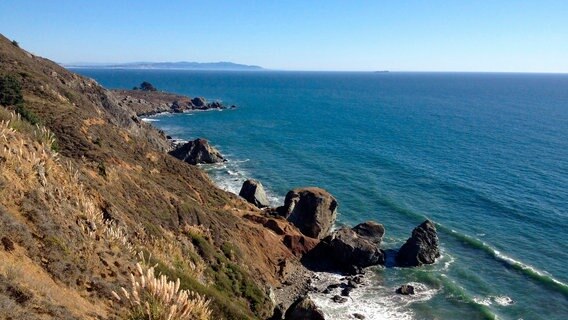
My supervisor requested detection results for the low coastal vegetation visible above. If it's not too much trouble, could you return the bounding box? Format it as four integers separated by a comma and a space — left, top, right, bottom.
0, 34, 288, 319
133, 81, 157, 92
0, 33, 441, 320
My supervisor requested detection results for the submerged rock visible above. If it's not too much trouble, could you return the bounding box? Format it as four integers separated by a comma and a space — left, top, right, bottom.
281, 187, 337, 239
284, 296, 325, 320
168, 138, 225, 165
395, 284, 415, 295
239, 179, 270, 208
396, 220, 440, 267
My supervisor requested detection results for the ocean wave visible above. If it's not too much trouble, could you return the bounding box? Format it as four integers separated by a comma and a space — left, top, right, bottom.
442, 227, 568, 296
310, 272, 419, 320
473, 295, 514, 307
141, 118, 160, 122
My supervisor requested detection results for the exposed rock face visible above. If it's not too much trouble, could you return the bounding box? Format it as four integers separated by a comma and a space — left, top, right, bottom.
191, 96, 206, 107
301, 220, 385, 273
284, 296, 325, 320
396, 284, 415, 295
352, 221, 385, 245
282, 188, 337, 239
239, 179, 270, 208
396, 220, 440, 267
282, 234, 320, 257
206, 101, 225, 109
168, 138, 225, 165
324, 227, 385, 269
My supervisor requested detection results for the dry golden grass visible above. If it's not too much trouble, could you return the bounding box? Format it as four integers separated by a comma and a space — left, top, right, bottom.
113, 263, 212, 320
0, 243, 108, 319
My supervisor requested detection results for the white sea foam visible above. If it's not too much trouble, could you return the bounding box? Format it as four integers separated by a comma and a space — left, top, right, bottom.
493, 249, 568, 289
141, 118, 160, 122
473, 295, 514, 307
473, 296, 492, 306
202, 157, 284, 207
442, 253, 455, 271
310, 272, 439, 320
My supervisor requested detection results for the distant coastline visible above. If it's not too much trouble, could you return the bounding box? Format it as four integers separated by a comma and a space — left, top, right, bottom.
63, 61, 264, 71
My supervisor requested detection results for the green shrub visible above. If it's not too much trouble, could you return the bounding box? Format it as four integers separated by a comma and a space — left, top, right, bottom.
0, 75, 24, 106
140, 81, 157, 92
98, 162, 107, 177
15, 104, 39, 125
11, 40, 19, 47
186, 231, 271, 318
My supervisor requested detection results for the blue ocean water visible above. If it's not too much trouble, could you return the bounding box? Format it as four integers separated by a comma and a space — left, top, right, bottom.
77, 69, 568, 320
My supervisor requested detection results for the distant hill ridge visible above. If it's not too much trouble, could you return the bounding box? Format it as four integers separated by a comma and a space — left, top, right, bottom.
64, 61, 264, 70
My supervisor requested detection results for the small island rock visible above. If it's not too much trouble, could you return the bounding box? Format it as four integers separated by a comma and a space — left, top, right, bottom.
168, 138, 225, 165
281, 187, 338, 239
396, 220, 440, 267
239, 179, 270, 208
395, 284, 415, 295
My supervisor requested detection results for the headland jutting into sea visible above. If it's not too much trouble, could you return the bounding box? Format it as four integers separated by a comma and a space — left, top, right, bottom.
117, 84, 446, 319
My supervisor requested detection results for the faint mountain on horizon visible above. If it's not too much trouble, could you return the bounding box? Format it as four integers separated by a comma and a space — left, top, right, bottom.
63, 61, 264, 71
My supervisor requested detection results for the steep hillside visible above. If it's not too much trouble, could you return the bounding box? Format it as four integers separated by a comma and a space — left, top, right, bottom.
0, 34, 309, 319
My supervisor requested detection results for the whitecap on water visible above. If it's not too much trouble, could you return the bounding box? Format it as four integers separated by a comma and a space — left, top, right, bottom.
310, 272, 439, 320
141, 118, 160, 122
202, 158, 283, 207
473, 295, 514, 307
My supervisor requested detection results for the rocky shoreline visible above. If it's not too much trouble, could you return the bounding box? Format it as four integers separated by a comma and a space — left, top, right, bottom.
112, 88, 236, 117
160, 108, 442, 319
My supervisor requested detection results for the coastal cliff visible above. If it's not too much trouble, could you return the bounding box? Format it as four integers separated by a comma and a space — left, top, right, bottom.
0, 34, 308, 319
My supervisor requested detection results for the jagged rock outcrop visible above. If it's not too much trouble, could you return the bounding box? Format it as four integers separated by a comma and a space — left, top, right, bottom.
279, 187, 337, 239
191, 96, 207, 107
396, 220, 440, 267
300, 220, 385, 273
323, 227, 385, 269
206, 101, 225, 109
239, 179, 270, 208
168, 138, 225, 165
243, 214, 319, 257
284, 296, 325, 320
396, 284, 415, 295
306, 222, 385, 273
352, 221, 385, 245
112, 90, 231, 116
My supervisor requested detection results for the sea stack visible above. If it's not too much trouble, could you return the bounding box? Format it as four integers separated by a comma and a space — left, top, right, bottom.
239, 179, 270, 208
168, 138, 225, 165
280, 187, 337, 239
396, 220, 440, 267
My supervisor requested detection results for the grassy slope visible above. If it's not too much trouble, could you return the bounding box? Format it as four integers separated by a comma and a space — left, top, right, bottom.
0, 34, 304, 319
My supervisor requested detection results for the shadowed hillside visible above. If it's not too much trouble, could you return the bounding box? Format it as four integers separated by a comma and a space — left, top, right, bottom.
0, 34, 309, 319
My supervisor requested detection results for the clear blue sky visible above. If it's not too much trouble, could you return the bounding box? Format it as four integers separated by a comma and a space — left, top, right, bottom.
1, 1, 567, 72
